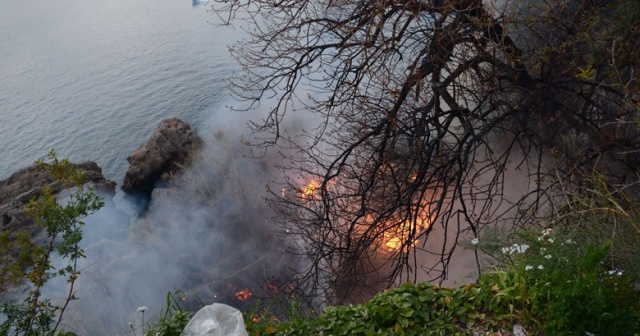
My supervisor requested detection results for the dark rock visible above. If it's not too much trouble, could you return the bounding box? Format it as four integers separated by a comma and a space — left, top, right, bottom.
122, 118, 203, 194
0, 162, 117, 280
0, 161, 116, 234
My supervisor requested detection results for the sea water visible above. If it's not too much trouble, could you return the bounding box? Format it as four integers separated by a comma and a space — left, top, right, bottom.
0, 0, 240, 181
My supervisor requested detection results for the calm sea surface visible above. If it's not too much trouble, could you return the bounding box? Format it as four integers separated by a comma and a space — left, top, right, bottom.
0, 0, 239, 181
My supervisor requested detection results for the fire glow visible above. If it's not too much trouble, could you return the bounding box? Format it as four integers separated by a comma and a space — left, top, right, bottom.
266, 282, 280, 295
301, 180, 320, 199
235, 288, 252, 301
299, 178, 431, 251
383, 217, 430, 251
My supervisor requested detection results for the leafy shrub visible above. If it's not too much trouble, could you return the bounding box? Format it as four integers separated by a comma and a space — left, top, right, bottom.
246, 225, 640, 336
142, 292, 194, 336
0, 151, 104, 336
478, 228, 640, 335
246, 282, 501, 335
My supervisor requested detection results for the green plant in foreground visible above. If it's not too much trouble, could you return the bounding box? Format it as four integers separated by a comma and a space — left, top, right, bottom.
141, 291, 193, 336
245, 282, 498, 335
477, 227, 640, 335
0, 150, 104, 336
247, 226, 640, 336
244, 297, 320, 336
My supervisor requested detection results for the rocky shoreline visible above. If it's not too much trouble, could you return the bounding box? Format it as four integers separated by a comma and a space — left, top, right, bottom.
122, 118, 203, 194
0, 118, 202, 251
0, 118, 298, 334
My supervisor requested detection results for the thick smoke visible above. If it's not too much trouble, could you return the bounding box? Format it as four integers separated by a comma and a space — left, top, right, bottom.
41, 110, 296, 335
409, 139, 543, 288
31, 90, 542, 334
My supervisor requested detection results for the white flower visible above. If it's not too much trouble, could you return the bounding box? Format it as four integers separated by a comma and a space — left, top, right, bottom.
542, 228, 552, 236
137, 306, 148, 313
540, 247, 546, 252
537, 236, 544, 241
525, 265, 533, 271
606, 269, 624, 276
538, 265, 544, 270
517, 243, 530, 254
545, 254, 552, 259
565, 239, 573, 244
547, 238, 554, 243
503, 243, 530, 255
471, 238, 479, 245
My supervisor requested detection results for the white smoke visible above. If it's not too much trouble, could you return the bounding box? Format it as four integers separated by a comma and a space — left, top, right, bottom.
42, 108, 296, 335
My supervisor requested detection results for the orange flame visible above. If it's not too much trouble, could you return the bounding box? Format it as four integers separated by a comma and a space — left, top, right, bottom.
301, 180, 320, 199
266, 282, 280, 294
385, 236, 403, 250
235, 288, 252, 301
383, 217, 429, 251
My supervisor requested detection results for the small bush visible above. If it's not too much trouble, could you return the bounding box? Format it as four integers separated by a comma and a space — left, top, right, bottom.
0, 151, 104, 336
141, 292, 194, 336
477, 228, 640, 335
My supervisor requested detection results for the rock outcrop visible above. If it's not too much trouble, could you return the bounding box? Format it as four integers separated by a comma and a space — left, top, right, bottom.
122, 118, 203, 194
0, 161, 116, 239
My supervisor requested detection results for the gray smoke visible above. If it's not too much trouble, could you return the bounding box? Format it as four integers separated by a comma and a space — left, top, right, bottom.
42, 110, 295, 335
35, 94, 541, 334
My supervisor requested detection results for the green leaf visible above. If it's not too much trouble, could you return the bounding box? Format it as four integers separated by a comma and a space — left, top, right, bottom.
401, 308, 414, 317
575, 64, 596, 80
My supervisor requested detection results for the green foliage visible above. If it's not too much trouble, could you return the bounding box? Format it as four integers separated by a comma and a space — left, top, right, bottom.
244, 298, 317, 336
0, 150, 104, 336
478, 228, 640, 335
142, 292, 194, 336
246, 226, 640, 336
0, 230, 34, 293
473, 165, 640, 334
575, 64, 596, 80
245, 282, 502, 335
558, 171, 640, 280
53, 330, 78, 336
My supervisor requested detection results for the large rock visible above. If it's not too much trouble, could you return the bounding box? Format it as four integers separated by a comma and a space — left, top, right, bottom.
122, 118, 203, 194
0, 161, 116, 245
0, 161, 116, 278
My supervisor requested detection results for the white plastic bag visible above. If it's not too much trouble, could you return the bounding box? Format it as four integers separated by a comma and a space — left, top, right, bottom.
181, 303, 248, 336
